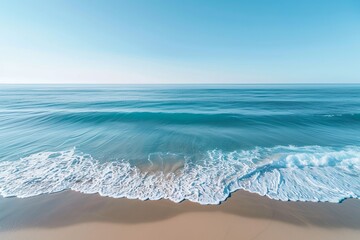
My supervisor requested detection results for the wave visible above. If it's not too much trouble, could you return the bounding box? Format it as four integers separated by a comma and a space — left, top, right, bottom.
18, 111, 360, 127
0, 146, 359, 204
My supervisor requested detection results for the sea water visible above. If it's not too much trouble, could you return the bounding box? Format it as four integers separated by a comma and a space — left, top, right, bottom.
0, 84, 359, 204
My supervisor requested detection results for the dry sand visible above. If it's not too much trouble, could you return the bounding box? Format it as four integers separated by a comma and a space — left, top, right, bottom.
0, 190, 360, 240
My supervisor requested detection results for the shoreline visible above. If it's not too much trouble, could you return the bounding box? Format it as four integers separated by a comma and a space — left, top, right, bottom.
1, 190, 360, 239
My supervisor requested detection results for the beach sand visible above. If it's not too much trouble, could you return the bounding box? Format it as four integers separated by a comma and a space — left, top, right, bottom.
0, 190, 360, 240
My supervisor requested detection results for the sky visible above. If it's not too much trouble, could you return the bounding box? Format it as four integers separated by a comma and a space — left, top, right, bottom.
0, 0, 359, 84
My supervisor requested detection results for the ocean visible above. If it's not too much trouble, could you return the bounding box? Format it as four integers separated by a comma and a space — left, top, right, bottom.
0, 84, 359, 204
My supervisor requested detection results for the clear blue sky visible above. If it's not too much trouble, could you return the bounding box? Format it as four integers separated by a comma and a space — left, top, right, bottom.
0, 0, 359, 84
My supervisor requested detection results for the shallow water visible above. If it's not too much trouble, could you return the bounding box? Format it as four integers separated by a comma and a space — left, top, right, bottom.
0, 84, 359, 204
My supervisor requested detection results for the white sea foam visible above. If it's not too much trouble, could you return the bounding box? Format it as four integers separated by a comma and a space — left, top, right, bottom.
0, 146, 359, 204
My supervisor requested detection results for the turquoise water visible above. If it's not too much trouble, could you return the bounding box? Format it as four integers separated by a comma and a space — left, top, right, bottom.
0, 84, 360, 204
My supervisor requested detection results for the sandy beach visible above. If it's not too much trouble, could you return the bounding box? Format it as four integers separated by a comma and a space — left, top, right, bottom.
1, 190, 359, 240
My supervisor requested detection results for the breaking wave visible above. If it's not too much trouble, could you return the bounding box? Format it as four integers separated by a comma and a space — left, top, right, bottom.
0, 145, 359, 204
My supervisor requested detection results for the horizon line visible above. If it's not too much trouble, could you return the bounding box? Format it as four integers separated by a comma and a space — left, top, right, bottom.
1, 83, 360, 85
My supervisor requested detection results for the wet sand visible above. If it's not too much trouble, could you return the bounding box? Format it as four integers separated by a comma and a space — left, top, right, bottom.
0, 190, 360, 240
